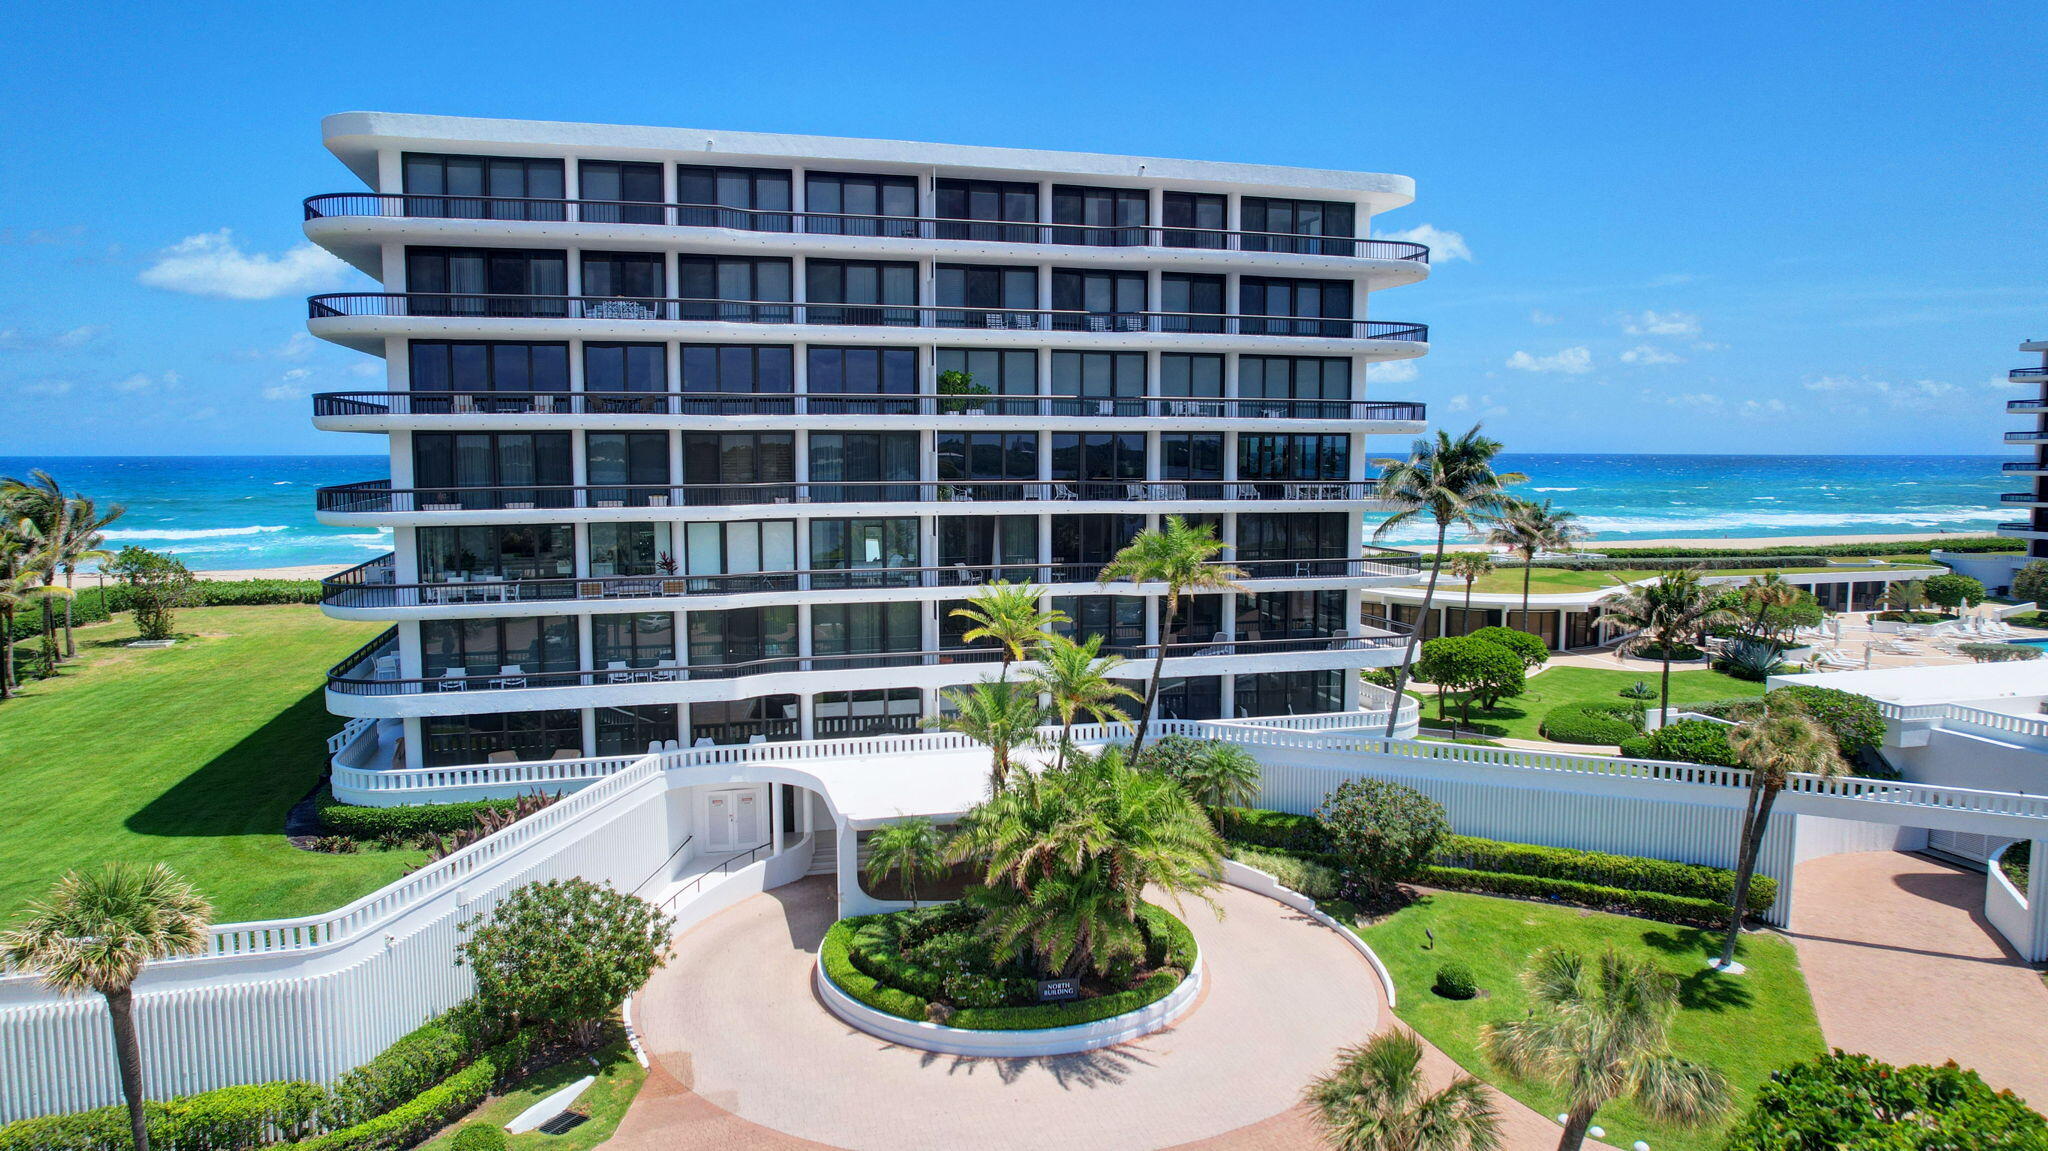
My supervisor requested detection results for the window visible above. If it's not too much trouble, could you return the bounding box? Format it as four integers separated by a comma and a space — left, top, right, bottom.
935, 179, 1038, 241
1051, 269, 1146, 326
405, 248, 567, 315
408, 342, 569, 405
678, 256, 792, 321
1052, 185, 1148, 246
936, 264, 1037, 328
677, 345, 792, 415
690, 696, 798, 745
812, 602, 923, 667
1237, 513, 1353, 562
417, 525, 574, 583
808, 432, 919, 501
1166, 594, 1225, 646
593, 612, 677, 667
1235, 670, 1344, 717
1241, 197, 1356, 254
1161, 192, 1226, 248
681, 520, 797, 582
1051, 595, 1145, 657
586, 432, 669, 505
1158, 354, 1223, 416
813, 688, 921, 738
422, 616, 578, 677
588, 523, 672, 577
1236, 589, 1346, 641
412, 433, 572, 509
1240, 356, 1351, 418
938, 517, 1037, 582
581, 252, 664, 299
810, 519, 920, 587
1159, 433, 1223, 492
806, 260, 918, 327
936, 348, 1037, 414
596, 704, 678, 755
678, 166, 792, 230
806, 347, 918, 414
1238, 434, 1349, 482
681, 432, 795, 503
403, 154, 564, 220
1051, 514, 1147, 566
578, 161, 663, 224
423, 710, 581, 767
583, 343, 667, 414
1050, 351, 1145, 415
937, 431, 1037, 498
804, 172, 918, 236
1156, 676, 1222, 720
1160, 274, 1225, 333
688, 606, 798, 675
1051, 433, 1146, 487
1239, 277, 1353, 337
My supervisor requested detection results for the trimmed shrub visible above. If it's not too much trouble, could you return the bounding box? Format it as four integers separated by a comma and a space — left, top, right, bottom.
1231, 846, 1341, 900
1618, 680, 1658, 700
1432, 962, 1477, 1000
1633, 640, 1705, 661
1724, 1050, 2048, 1149
0, 1081, 325, 1151
286, 1031, 542, 1151
1923, 572, 1986, 613
1874, 610, 1946, 624
1959, 642, 2042, 663
1433, 835, 1774, 908
1467, 626, 1549, 669
1539, 701, 1645, 744
321, 1010, 486, 1128
1574, 538, 2017, 559
317, 792, 528, 840
1213, 806, 1326, 853
821, 918, 929, 1021
1769, 685, 1888, 758
451, 1122, 509, 1150
1617, 718, 1740, 767
1419, 865, 1736, 926
1316, 778, 1451, 896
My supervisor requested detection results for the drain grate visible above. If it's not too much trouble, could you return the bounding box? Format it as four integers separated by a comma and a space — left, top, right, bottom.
536, 1112, 589, 1136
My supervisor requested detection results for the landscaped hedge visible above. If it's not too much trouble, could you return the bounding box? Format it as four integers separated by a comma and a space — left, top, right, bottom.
1433, 835, 1775, 908
0, 1081, 325, 1151
1617, 718, 1740, 767
3, 580, 323, 644
1539, 701, 1645, 745
319, 1012, 483, 1128
282, 1031, 540, 1151
1582, 538, 2015, 559
1213, 806, 1327, 853
1231, 845, 1341, 899
1416, 865, 1738, 927
317, 792, 525, 840
4, 586, 117, 643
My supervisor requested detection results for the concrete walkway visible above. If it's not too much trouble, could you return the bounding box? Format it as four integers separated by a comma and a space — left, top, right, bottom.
1789, 851, 2048, 1107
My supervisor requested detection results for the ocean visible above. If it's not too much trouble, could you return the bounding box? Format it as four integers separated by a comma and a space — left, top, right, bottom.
0, 453, 2015, 570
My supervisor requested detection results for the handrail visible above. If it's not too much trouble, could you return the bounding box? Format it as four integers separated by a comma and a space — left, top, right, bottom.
2005, 461, 2047, 473
2009, 399, 2048, 411
660, 840, 776, 912
302, 192, 1429, 263
311, 389, 1427, 423
2006, 431, 2048, 443
629, 834, 692, 898
1875, 699, 2048, 742
2012, 367, 2048, 380
306, 293, 1429, 344
2003, 493, 2041, 504
2000, 522, 2035, 532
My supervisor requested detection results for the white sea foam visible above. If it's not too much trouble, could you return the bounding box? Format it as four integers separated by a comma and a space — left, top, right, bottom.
103, 525, 289, 541
1533, 487, 1579, 492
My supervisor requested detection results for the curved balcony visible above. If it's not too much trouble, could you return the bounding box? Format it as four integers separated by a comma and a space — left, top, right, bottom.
2002, 492, 2045, 504
2006, 430, 2048, 444
303, 193, 1429, 264
2012, 366, 2048, 383
2008, 399, 2048, 415
2006, 460, 2048, 474
1999, 521, 2040, 533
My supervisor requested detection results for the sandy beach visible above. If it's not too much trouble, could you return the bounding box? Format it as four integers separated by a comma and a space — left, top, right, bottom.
191, 563, 355, 582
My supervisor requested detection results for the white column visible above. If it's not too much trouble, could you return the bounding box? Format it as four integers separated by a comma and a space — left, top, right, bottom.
2029, 840, 2048, 962
579, 708, 597, 757
376, 148, 404, 194
770, 785, 785, 855
402, 716, 424, 769
835, 819, 863, 912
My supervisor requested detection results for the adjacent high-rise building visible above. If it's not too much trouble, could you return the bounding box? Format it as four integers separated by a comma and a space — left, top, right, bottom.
1999, 338, 2048, 582
305, 112, 1432, 777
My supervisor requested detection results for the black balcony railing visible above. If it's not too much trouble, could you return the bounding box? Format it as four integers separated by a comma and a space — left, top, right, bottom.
303, 193, 1430, 263
2011, 367, 2048, 381
2005, 431, 2048, 443
2005, 461, 2048, 473
306, 293, 1427, 344
310, 389, 1427, 423
2008, 400, 2048, 412
2001, 493, 2042, 504
1999, 521, 2035, 532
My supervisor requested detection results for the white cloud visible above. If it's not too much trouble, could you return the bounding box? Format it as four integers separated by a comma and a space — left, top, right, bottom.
1667, 392, 1724, 410
22, 378, 73, 396
1506, 346, 1593, 375
282, 367, 312, 381
348, 360, 384, 378
1528, 309, 1559, 325
0, 324, 108, 351
112, 370, 179, 393
1378, 224, 1472, 263
1620, 344, 1682, 366
233, 332, 318, 361
1803, 375, 1958, 408
1620, 310, 1701, 337
1739, 398, 1791, 419
262, 383, 304, 401
1370, 360, 1419, 383
138, 229, 352, 300
1444, 393, 1472, 412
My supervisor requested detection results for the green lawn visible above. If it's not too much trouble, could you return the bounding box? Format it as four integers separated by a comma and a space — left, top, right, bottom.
419, 1032, 645, 1151
0, 605, 417, 924
1417, 665, 1765, 741
1357, 891, 1824, 1151
1461, 561, 1935, 596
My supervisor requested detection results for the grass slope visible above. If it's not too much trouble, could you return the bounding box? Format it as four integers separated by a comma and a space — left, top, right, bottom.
420, 1034, 645, 1151
1359, 891, 1824, 1151
0, 605, 415, 923
1460, 561, 1933, 596
1419, 665, 1765, 740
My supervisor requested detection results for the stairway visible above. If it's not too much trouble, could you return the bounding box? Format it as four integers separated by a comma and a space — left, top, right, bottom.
806, 828, 838, 877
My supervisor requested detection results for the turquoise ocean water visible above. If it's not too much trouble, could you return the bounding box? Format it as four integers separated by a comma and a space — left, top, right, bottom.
0, 453, 2015, 571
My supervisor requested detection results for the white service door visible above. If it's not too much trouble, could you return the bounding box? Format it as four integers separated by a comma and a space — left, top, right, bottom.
706, 787, 763, 852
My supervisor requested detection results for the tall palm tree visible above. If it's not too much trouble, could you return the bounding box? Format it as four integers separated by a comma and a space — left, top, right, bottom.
1716, 700, 1844, 970
1736, 572, 1804, 648
1024, 633, 1139, 770
1487, 498, 1589, 636
1482, 946, 1730, 1151
1601, 569, 1735, 722
1372, 427, 1526, 737
863, 816, 947, 907
1099, 515, 1244, 755
1305, 1028, 1502, 1151
1448, 553, 1495, 635
948, 581, 1066, 681
2, 471, 72, 669
927, 679, 1048, 792
3, 863, 214, 1151
56, 494, 123, 659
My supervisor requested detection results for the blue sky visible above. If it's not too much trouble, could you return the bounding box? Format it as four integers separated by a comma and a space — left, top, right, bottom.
1, 0, 2041, 456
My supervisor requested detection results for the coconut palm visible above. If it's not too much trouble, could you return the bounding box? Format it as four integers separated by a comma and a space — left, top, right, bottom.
0, 565, 44, 699
1305, 1027, 1502, 1151
863, 816, 947, 907
1716, 700, 1844, 970
1372, 427, 1526, 737
2, 863, 214, 1151
927, 679, 1048, 792
1099, 516, 1244, 755
1448, 553, 1495, 634
1735, 572, 1807, 648
1601, 568, 1735, 722
1, 472, 69, 672
1023, 633, 1139, 770
1487, 498, 1589, 635
55, 494, 123, 659
948, 582, 1066, 681
1482, 946, 1730, 1151
1178, 741, 1264, 810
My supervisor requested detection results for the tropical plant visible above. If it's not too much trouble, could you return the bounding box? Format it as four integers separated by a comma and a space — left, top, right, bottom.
1617, 718, 1740, 767
2, 863, 214, 1151
1175, 741, 1264, 809
1414, 636, 1525, 728
2012, 562, 2048, 605
0, 521, 51, 697
1098, 515, 1244, 755
0, 470, 69, 670
1371, 426, 1526, 737
1724, 1050, 2048, 1149
1315, 778, 1451, 899
1718, 637, 1787, 681
864, 816, 948, 907
1448, 552, 1495, 630
1601, 568, 1736, 721
948, 581, 1065, 681
1466, 625, 1549, 670
54, 494, 122, 659
106, 546, 197, 642
1481, 946, 1731, 1151
455, 877, 674, 1046
1767, 685, 1885, 763
1303, 1028, 1502, 1151
1716, 698, 1845, 969
1023, 633, 1139, 770
1733, 573, 1823, 647
1922, 572, 1985, 616
1880, 578, 1929, 613
928, 679, 1049, 792
1959, 641, 2041, 663
1487, 498, 1589, 634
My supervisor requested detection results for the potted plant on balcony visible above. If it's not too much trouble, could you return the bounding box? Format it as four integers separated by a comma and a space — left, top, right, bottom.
937, 369, 992, 415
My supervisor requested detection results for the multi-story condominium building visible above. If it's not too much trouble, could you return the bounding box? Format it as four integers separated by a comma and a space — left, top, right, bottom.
304, 112, 1433, 779
1993, 336, 2048, 587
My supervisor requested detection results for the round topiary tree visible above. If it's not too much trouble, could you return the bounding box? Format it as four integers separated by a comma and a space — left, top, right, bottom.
1619, 717, 1740, 766
1314, 778, 1450, 902
1415, 635, 1526, 730
1467, 625, 1550, 670
2013, 559, 2048, 604
1432, 962, 1478, 1000
456, 878, 676, 1046
1922, 572, 1985, 616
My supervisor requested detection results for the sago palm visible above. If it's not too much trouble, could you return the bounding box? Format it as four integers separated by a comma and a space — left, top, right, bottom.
863, 816, 947, 907
949, 581, 1066, 681
1372, 427, 1525, 737
1716, 700, 1843, 970
1448, 552, 1494, 634
1601, 568, 1734, 722
1482, 946, 1730, 1151
56, 493, 122, 659
1487, 498, 1589, 636
1099, 515, 1243, 754
1178, 741, 1264, 810
1305, 1027, 1502, 1151
1024, 633, 1139, 770
927, 678, 1048, 792
3, 863, 214, 1151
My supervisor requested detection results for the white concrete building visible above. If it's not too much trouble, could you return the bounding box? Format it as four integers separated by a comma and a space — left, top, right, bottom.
1974, 336, 2048, 592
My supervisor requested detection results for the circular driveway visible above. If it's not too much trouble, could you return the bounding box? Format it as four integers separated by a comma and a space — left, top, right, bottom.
630, 876, 1382, 1151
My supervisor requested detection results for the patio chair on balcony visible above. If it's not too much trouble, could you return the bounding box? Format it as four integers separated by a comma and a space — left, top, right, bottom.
606, 660, 635, 684
487, 750, 518, 763
437, 668, 467, 691
492, 665, 527, 689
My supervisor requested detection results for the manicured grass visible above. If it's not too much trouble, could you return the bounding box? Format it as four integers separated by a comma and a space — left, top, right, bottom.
1357, 890, 1824, 1151
1419, 665, 1766, 741
420, 1034, 646, 1151
0, 605, 417, 923
1461, 561, 1935, 595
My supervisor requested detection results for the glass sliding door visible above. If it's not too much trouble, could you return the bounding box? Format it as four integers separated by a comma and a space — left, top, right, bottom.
936, 264, 1038, 329
805, 260, 918, 327
679, 344, 793, 415
807, 432, 918, 502
678, 256, 792, 322
1052, 185, 1148, 246
687, 606, 798, 677
806, 347, 918, 415
677, 166, 793, 230
403, 153, 564, 221
936, 348, 1036, 415
804, 172, 918, 236
809, 518, 920, 588
577, 160, 663, 225
586, 432, 669, 507
1161, 191, 1226, 248
1239, 276, 1353, 338
1050, 350, 1145, 417
405, 248, 567, 317
936, 178, 1039, 241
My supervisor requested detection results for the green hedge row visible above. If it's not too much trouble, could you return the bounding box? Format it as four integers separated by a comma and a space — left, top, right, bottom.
0, 1081, 325, 1151
281, 1031, 539, 1151
1539, 702, 1645, 745
1566, 537, 2013, 559
317, 792, 522, 840
4, 580, 324, 644
1214, 807, 1327, 853
1434, 834, 1775, 907
821, 918, 929, 1021
1419, 865, 1738, 927
4, 587, 115, 643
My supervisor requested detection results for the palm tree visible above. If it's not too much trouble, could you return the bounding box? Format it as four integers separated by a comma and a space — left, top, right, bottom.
1448, 553, 1495, 634
863, 816, 947, 907
1372, 427, 1526, 737
1487, 499, 1589, 636
1716, 700, 1844, 970
1023, 633, 1139, 770
927, 679, 1048, 791
56, 494, 123, 659
948, 582, 1066, 681
1099, 515, 1244, 755
1736, 572, 1805, 648
1881, 579, 1927, 614
1305, 1028, 1502, 1151
1601, 568, 1735, 722
1179, 741, 1264, 810
1482, 946, 1730, 1151
2, 471, 71, 670
2, 863, 214, 1151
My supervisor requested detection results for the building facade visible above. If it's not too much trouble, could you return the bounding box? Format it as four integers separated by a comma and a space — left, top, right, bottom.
1992, 336, 2048, 585
304, 112, 1434, 777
